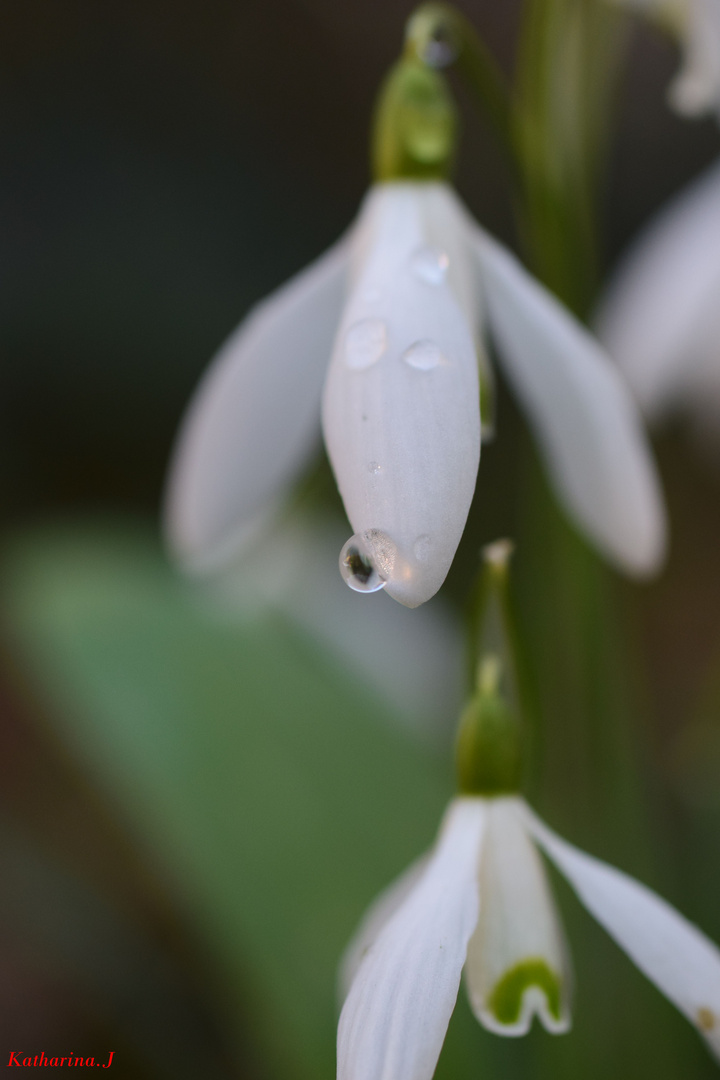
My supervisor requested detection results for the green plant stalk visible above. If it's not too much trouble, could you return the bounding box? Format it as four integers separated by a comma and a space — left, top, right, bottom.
509, 5, 680, 1073
513, 0, 627, 316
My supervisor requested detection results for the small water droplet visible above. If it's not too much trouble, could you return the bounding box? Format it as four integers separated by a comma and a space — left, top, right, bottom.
403, 339, 444, 371
420, 24, 459, 69
413, 535, 432, 562
368, 461, 381, 474
411, 246, 449, 285
344, 319, 387, 370
339, 530, 396, 593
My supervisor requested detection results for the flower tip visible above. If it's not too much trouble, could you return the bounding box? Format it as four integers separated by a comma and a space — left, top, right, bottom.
337, 528, 454, 607
473, 969, 571, 1038
614, 499, 669, 581
482, 538, 514, 569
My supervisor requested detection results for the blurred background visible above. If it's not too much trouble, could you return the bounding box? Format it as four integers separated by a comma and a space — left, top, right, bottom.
0, 1, 720, 1076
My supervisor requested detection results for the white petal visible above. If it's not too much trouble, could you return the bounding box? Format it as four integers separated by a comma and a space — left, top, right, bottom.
164, 236, 349, 572
596, 157, 720, 419
199, 513, 466, 736
338, 798, 486, 1080
338, 854, 430, 1004
322, 183, 481, 608
668, 0, 720, 116
473, 228, 667, 577
465, 797, 571, 1036
524, 804, 720, 1062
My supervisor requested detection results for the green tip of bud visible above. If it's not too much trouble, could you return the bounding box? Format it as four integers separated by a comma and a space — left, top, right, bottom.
488, 959, 563, 1026
482, 538, 515, 570
371, 57, 458, 183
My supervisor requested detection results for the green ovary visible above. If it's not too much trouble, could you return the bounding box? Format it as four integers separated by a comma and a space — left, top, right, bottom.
488, 959, 563, 1025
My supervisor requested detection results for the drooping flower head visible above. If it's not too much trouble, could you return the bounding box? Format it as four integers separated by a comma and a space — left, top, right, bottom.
610, 0, 720, 117
164, 23, 666, 607
338, 544, 720, 1080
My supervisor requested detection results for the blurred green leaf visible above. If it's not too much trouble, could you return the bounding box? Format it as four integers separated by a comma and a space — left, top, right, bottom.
0, 518, 457, 1080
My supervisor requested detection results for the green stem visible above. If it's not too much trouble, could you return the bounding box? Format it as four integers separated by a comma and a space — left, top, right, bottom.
405, 3, 516, 161
513, 0, 627, 315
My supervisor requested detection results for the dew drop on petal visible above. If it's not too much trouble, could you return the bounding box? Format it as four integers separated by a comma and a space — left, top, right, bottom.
413, 534, 432, 562
403, 339, 444, 371
339, 530, 397, 593
411, 245, 449, 285
368, 461, 381, 474
344, 319, 387, 370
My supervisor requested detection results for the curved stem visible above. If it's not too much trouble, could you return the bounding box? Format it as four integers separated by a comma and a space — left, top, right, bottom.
405, 3, 516, 161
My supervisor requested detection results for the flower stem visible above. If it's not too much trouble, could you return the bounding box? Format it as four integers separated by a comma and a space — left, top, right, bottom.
405, 3, 516, 161
513, 0, 627, 315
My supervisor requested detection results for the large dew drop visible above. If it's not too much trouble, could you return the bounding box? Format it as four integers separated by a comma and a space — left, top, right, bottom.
339, 530, 396, 594
344, 319, 387, 370
411, 246, 449, 285
403, 339, 444, 371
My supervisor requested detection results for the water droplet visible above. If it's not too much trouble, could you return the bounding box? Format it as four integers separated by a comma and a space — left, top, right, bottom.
403, 339, 444, 371
420, 24, 459, 69
413, 535, 432, 562
344, 319, 387, 370
368, 461, 381, 474
411, 246, 449, 285
339, 530, 396, 593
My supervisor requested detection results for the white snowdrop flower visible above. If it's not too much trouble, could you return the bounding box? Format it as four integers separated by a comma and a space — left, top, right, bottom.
338, 794, 720, 1080
610, 0, 720, 116
165, 57, 665, 609
597, 156, 720, 434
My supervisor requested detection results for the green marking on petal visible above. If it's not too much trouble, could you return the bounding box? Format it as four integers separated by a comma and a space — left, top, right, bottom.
488, 958, 563, 1026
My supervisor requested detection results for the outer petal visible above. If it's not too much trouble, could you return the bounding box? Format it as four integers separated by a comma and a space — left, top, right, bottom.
201, 513, 466, 736
338, 854, 430, 1004
322, 183, 481, 608
465, 797, 571, 1036
596, 157, 720, 419
164, 236, 349, 572
473, 227, 667, 577
337, 798, 486, 1080
524, 804, 720, 1062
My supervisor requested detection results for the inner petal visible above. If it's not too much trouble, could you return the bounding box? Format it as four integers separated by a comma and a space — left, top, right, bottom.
464, 797, 572, 1036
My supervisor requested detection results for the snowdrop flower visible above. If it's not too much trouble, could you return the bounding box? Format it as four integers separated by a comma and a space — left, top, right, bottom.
597, 156, 720, 433
338, 793, 720, 1080
165, 54, 665, 608
339, 539, 720, 1077
338, 540, 720, 1079
610, 0, 720, 116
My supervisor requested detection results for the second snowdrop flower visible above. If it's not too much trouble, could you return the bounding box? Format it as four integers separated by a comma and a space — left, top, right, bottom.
165, 43, 666, 608
338, 544, 720, 1080
339, 794, 720, 1080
